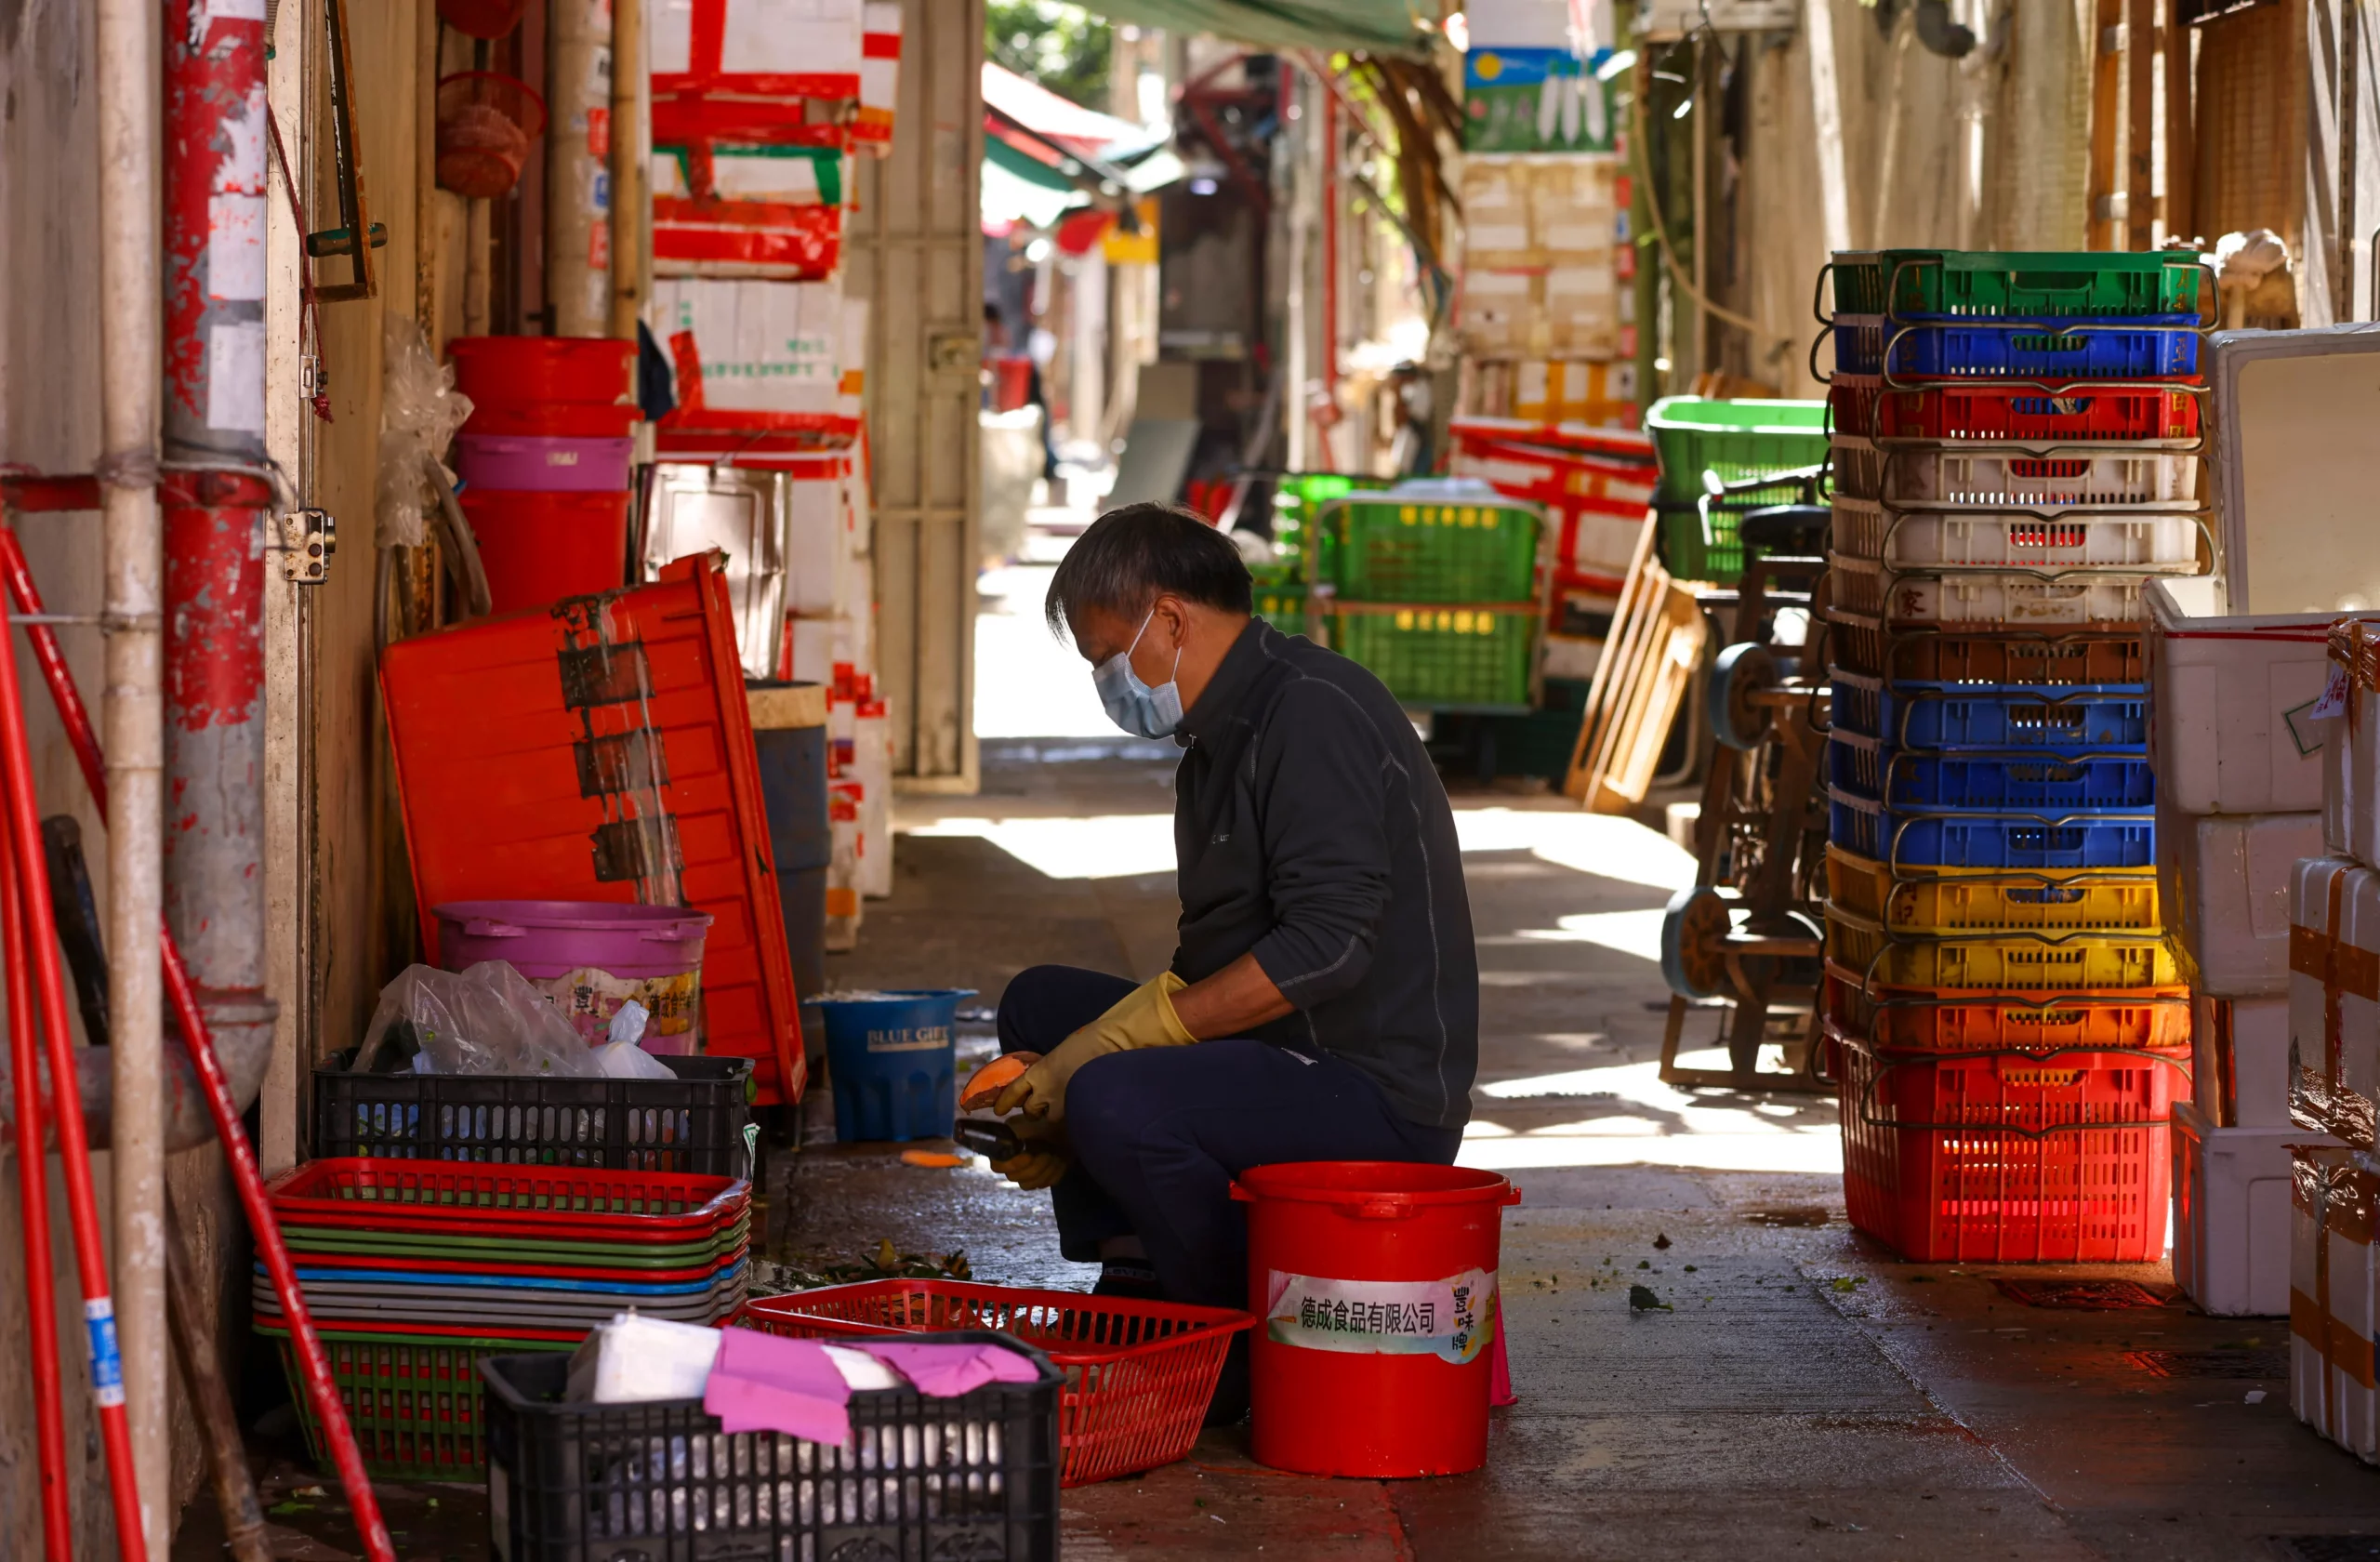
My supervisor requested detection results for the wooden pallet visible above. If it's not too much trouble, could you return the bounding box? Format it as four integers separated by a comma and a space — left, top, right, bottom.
1560, 515, 1706, 811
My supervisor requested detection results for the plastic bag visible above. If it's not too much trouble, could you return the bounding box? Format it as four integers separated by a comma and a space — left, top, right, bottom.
376, 314, 475, 549
590, 999, 676, 1079
357, 961, 601, 1077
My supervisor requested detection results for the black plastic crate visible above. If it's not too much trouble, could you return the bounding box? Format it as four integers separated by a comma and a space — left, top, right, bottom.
481, 1334, 1062, 1562
313, 1055, 754, 1177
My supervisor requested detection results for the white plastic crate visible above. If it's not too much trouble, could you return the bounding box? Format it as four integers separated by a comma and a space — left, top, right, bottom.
1831, 556, 2152, 626
2194, 993, 2293, 1129
1830, 434, 2201, 510
2157, 806, 2321, 999
2175, 1100, 2309, 1317
1830, 496, 2202, 570
2147, 578, 2356, 816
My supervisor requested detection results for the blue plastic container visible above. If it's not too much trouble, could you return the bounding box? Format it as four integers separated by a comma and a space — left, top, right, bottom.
1827, 735, 2155, 811
1827, 788, 2153, 869
1830, 671, 2148, 750
1833, 315, 2200, 380
806, 989, 977, 1143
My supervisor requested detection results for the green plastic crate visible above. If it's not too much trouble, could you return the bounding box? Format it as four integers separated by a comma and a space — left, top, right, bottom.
1831, 249, 2206, 320
1272, 471, 1392, 582
1645, 397, 1830, 581
259, 1322, 577, 1480
1323, 495, 1540, 603
1333, 607, 1535, 708
1252, 581, 1307, 628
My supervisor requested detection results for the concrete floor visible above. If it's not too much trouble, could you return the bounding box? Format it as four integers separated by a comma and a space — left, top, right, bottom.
182, 743, 2380, 1561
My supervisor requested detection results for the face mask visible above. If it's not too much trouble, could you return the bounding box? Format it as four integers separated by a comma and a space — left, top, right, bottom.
1093, 609, 1185, 738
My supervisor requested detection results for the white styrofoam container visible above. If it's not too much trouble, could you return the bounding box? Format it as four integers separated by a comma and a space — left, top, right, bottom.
2174, 1100, 2309, 1316
2157, 807, 2322, 997
2287, 855, 2380, 1135
2331, 673, 2356, 857
2194, 992, 2293, 1129
2212, 324, 2380, 618
2147, 578, 2357, 816
1831, 497, 2202, 570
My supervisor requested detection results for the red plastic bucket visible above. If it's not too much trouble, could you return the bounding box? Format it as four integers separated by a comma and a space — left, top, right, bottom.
449, 336, 637, 406
457, 489, 630, 613
1232, 1161, 1518, 1477
461, 400, 641, 439
456, 434, 634, 492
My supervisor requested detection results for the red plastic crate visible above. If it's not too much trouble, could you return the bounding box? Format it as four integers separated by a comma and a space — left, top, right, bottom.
1823, 963, 2191, 1052
1830, 377, 2201, 444
737, 1278, 1253, 1487
265, 1158, 751, 1243
378, 556, 806, 1102
1836, 1037, 2187, 1262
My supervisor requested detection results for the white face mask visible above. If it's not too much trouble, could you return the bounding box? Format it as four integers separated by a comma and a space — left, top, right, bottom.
1091, 609, 1184, 738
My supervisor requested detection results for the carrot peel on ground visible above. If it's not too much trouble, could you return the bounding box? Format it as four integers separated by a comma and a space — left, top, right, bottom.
959, 1052, 1038, 1109
900, 1150, 969, 1169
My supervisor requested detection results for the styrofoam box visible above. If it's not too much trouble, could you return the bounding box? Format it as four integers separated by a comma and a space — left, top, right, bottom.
2158, 806, 2322, 997
2287, 1141, 2378, 1459
2212, 324, 2380, 621
2288, 855, 2380, 1119
2194, 993, 2292, 1129
2174, 1100, 2317, 1316
2148, 578, 2360, 815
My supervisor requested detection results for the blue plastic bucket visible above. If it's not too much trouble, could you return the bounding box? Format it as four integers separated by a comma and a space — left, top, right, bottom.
806, 989, 976, 1143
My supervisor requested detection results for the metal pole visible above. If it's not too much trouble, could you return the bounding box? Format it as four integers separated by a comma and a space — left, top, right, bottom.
101, 0, 167, 1527
609, 0, 646, 340
549, 0, 613, 335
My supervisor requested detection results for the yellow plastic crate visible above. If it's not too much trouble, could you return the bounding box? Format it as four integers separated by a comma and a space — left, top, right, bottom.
1824, 844, 2160, 937
1824, 907, 2181, 990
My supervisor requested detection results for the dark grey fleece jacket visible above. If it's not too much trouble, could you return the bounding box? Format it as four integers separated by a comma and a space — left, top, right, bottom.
1168, 617, 1478, 1129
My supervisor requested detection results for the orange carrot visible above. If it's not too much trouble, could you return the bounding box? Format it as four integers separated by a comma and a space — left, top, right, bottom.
959, 1052, 1038, 1109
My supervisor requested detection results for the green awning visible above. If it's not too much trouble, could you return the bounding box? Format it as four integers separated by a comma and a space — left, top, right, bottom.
984, 136, 1089, 229
1079, 0, 1430, 54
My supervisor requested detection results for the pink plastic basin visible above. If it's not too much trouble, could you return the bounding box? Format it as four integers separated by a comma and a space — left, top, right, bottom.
456, 433, 634, 492
434, 899, 714, 1052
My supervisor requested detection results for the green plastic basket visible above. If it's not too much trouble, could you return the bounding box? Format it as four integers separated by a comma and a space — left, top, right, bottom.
1322, 495, 1540, 603
1333, 607, 1536, 708
1645, 397, 1830, 581
1272, 472, 1392, 581
260, 1323, 577, 1480
1830, 249, 2206, 320
1252, 581, 1307, 628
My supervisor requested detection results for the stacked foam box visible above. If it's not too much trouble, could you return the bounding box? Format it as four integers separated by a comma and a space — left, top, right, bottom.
1820, 249, 2209, 1263
2288, 620, 2380, 1455
2152, 578, 2338, 1315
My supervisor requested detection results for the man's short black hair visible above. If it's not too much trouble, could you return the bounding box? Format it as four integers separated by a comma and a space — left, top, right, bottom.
1045, 502, 1254, 636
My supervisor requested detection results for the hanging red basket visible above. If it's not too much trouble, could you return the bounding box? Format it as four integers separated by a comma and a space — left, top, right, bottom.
436, 0, 526, 38
435, 72, 547, 200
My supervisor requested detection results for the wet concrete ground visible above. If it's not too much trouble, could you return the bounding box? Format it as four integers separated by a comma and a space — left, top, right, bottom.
180, 745, 2380, 1559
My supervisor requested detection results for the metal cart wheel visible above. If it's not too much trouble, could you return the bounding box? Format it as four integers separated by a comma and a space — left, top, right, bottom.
1709, 642, 1780, 751
1659, 884, 1733, 1001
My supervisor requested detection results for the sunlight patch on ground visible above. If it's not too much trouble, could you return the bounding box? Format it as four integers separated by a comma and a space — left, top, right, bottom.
1464, 1059, 1843, 1175
906, 806, 1695, 887
1511, 907, 1667, 962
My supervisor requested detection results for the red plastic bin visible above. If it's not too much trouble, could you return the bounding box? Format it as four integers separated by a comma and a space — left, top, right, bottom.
264, 1158, 751, 1243
1835, 1036, 2188, 1262
463, 401, 641, 439
448, 335, 637, 406
1823, 963, 2190, 1052
736, 1278, 1251, 1487
1830, 377, 2200, 444
457, 488, 630, 614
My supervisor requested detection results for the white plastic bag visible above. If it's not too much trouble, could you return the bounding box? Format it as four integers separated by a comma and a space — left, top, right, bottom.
591, 999, 676, 1079
376, 314, 475, 549
357, 961, 601, 1077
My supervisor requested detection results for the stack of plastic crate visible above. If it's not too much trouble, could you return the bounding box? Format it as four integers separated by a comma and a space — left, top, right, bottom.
1820, 248, 2208, 1263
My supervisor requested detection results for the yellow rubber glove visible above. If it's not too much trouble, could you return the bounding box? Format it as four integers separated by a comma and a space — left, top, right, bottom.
990, 1119, 1069, 1190
993, 972, 1197, 1122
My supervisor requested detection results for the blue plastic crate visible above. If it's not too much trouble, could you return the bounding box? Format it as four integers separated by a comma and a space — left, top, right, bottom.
1832, 316, 2200, 380
1827, 788, 2154, 869
1827, 734, 2156, 811
1830, 670, 2148, 750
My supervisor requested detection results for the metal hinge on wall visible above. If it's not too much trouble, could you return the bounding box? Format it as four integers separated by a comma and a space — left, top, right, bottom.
277, 510, 336, 583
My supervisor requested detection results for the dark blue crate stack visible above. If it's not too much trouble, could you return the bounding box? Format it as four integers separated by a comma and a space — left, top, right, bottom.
1819, 250, 2204, 1263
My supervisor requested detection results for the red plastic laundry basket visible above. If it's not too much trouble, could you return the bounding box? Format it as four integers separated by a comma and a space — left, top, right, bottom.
735, 1279, 1251, 1486
456, 489, 629, 613
1835, 1035, 2188, 1263
1232, 1161, 1519, 1478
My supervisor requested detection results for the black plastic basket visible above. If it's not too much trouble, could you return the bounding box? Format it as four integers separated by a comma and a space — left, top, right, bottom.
481, 1334, 1062, 1562
312, 1055, 754, 1177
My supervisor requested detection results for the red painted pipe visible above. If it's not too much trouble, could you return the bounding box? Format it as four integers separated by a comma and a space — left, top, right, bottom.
0, 580, 147, 1559
6, 782, 70, 1558
0, 528, 393, 1562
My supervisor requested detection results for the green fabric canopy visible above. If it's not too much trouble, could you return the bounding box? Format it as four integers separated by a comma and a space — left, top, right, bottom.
1080, 0, 1430, 54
